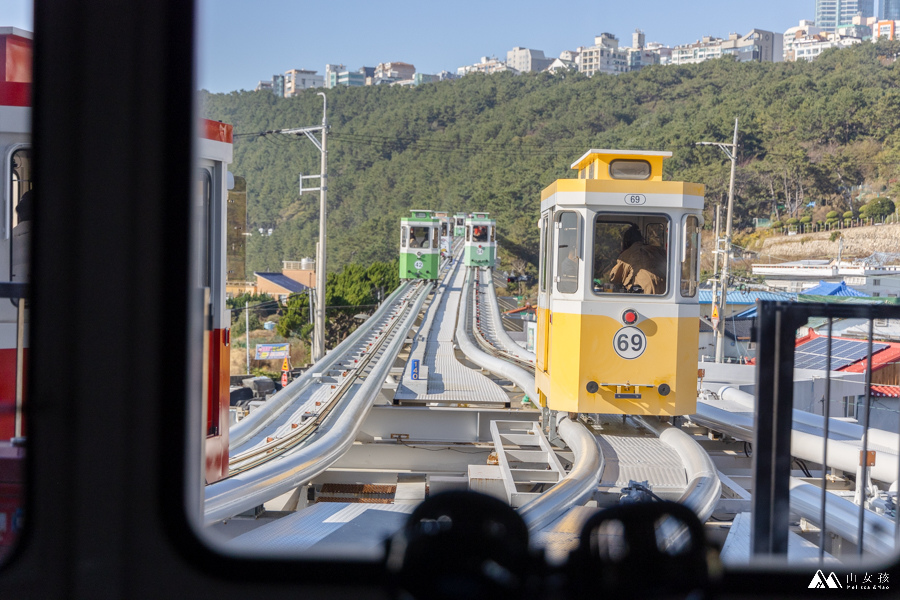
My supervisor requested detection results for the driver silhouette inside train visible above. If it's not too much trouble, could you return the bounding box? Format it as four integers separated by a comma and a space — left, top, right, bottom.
609, 225, 666, 294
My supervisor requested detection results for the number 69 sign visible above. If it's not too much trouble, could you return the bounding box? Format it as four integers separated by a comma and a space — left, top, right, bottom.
612, 326, 647, 359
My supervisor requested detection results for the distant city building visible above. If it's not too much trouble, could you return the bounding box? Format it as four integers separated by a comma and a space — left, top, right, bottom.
875, 19, 900, 39
791, 31, 861, 60
670, 30, 782, 65
558, 49, 581, 65
374, 61, 416, 84
815, 0, 874, 32
324, 64, 345, 89
457, 56, 516, 76
645, 42, 673, 64
272, 73, 285, 97
254, 80, 273, 92
783, 20, 824, 60
625, 47, 661, 70
284, 69, 324, 96
883, 0, 900, 19
752, 254, 900, 296
632, 29, 646, 49
546, 57, 577, 72
506, 47, 554, 72
579, 33, 627, 76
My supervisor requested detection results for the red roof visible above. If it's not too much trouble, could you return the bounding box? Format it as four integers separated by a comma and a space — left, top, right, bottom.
840, 344, 900, 373
871, 385, 900, 397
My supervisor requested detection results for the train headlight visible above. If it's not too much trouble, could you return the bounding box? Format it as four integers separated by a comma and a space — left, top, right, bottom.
622, 309, 638, 325
416, 251, 422, 258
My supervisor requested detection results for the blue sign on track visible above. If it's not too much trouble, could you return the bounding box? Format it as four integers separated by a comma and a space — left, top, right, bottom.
411, 359, 420, 380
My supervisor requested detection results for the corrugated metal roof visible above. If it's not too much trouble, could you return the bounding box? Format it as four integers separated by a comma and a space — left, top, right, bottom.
800, 280, 868, 297
698, 290, 795, 304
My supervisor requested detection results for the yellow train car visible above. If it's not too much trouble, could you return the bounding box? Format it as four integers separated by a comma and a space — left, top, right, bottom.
535, 149, 704, 416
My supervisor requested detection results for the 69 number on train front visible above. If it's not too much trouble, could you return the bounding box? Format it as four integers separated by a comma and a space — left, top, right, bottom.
613, 326, 647, 360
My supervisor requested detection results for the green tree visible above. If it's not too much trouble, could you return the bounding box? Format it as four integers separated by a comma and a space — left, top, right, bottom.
862, 196, 896, 220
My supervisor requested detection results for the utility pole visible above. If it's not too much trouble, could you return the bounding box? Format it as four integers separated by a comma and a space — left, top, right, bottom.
710, 204, 721, 359
245, 300, 250, 374
697, 117, 739, 363
277, 93, 329, 362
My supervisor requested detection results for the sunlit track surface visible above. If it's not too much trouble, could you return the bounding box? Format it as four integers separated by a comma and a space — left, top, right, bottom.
227, 282, 426, 474
470, 267, 535, 370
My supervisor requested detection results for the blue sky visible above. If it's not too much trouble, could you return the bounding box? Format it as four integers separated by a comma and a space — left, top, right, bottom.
5, 0, 814, 92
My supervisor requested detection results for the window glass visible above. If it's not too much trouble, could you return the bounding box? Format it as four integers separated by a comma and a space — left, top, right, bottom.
472, 225, 488, 242
456, 217, 464, 226
401, 225, 408, 247
556, 211, 579, 293
593, 213, 668, 295
681, 215, 700, 298
432, 227, 438, 248
489, 226, 496, 242
609, 159, 651, 180
466, 225, 471, 241
10, 148, 32, 282
539, 215, 549, 292
196, 169, 212, 288
408, 226, 429, 248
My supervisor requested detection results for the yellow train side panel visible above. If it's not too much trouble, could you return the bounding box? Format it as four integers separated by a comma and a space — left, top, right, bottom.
542, 312, 698, 416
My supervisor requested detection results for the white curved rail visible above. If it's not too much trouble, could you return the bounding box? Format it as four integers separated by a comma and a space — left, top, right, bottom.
518, 414, 604, 531
634, 416, 722, 524
480, 268, 535, 364
204, 282, 432, 524
790, 479, 896, 555
455, 267, 536, 400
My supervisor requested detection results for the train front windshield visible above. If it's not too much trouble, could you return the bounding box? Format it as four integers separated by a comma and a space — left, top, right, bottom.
593, 214, 669, 296
407, 226, 431, 248
472, 226, 488, 242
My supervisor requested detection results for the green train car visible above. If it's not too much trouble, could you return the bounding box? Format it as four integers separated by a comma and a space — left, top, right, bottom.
400, 210, 440, 280
464, 212, 497, 267
453, 212, 467, 237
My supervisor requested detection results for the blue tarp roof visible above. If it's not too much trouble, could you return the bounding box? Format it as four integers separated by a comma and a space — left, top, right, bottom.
698, 290, 795, 304
800, 280, 869, 297
255, 272, 309, 294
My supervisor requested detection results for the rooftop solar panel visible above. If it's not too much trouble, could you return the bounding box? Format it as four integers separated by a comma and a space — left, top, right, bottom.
794, 337, 888, 371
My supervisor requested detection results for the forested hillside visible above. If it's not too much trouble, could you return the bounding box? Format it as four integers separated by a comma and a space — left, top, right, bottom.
202, 41, 900, 274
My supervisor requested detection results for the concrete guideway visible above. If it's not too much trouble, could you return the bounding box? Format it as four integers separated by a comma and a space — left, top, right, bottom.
394, 254, 509, 405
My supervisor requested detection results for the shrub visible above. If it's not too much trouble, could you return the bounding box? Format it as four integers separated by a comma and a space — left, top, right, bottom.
843, 211, 854, 219
771, 220, 783, 229
826, 210, 839, 220
830, 231, 842, 242
800, 216, 812, 224
786, 217, 800, 225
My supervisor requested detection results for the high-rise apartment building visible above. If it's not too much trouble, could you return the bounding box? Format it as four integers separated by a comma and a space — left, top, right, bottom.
882, 0, 900, 19
506, 47, 554, 72
815, 0, 874, 31
578, 33, 628, 76
284, 69, 324, 96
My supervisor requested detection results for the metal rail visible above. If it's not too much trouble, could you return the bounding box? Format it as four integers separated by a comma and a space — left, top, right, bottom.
204, 278, 433, 523
457, 267, 537, 400
476, 267, 535, 365
229, 279, 416, 451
